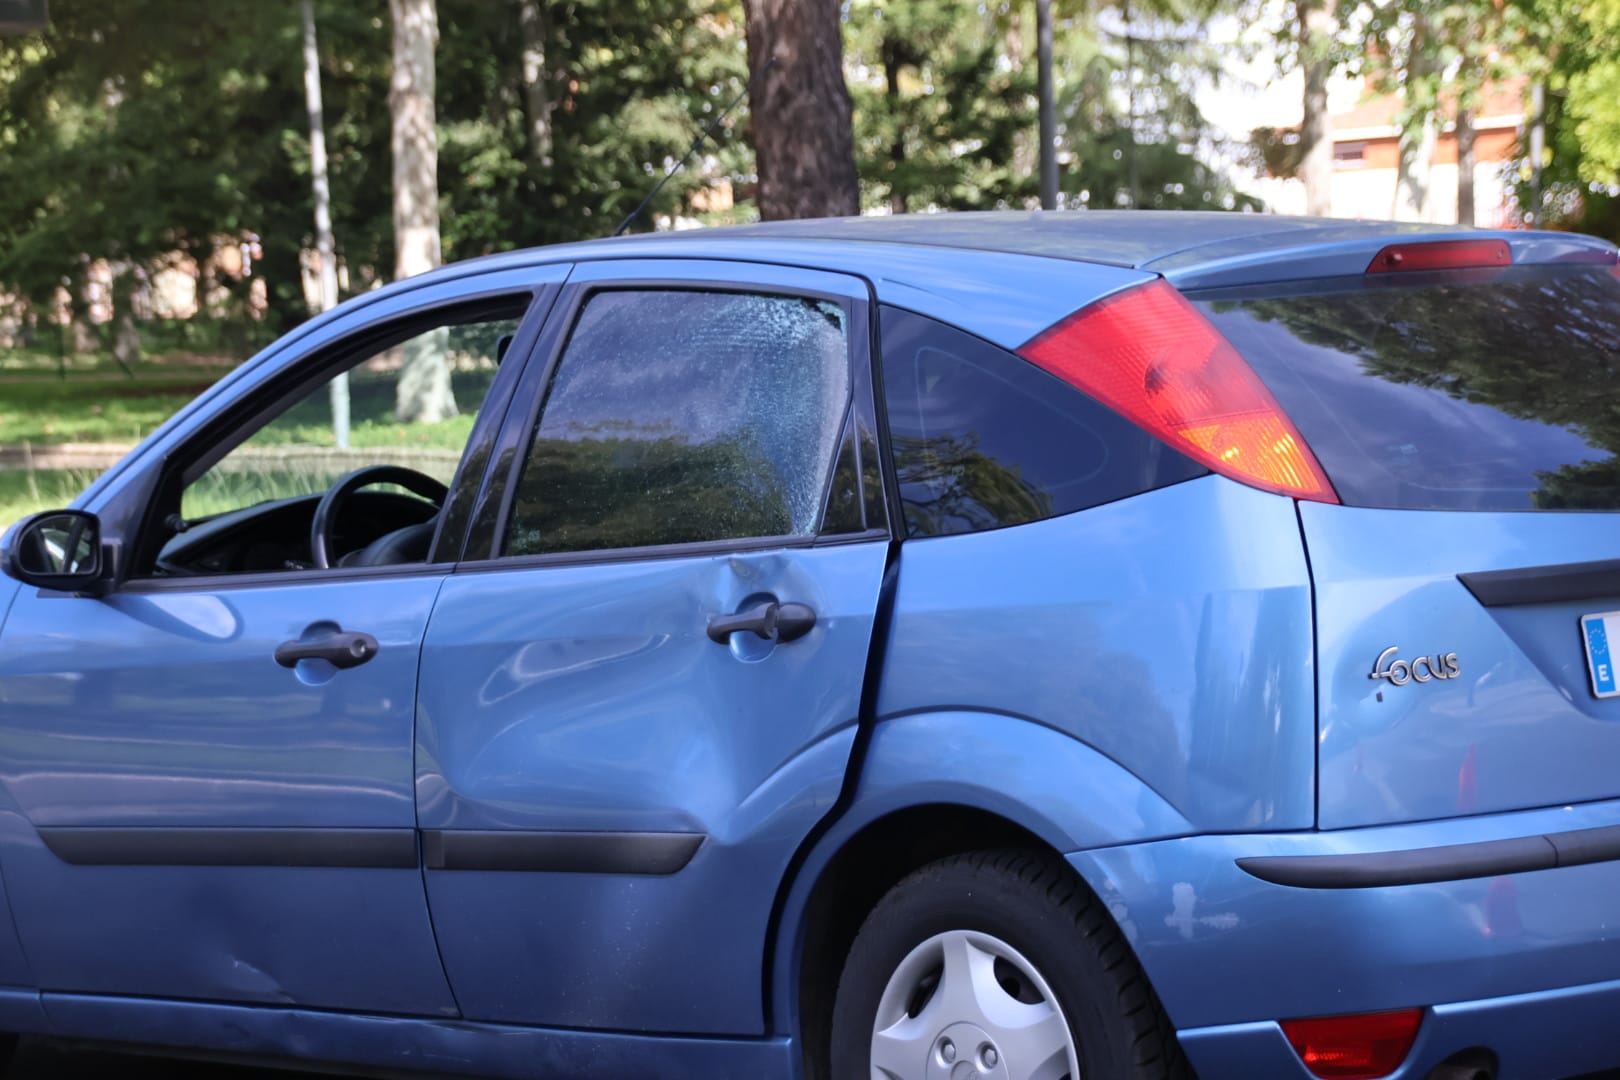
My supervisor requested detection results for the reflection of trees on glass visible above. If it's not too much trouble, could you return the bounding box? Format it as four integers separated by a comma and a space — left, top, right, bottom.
1210, 270, 1620, 510
506, 422, 792, 555
1535, 460, 1620, 510
893, 432, 1051, 537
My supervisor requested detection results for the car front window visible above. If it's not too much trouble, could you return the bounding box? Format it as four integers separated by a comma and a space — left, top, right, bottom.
181, 318, 517, 522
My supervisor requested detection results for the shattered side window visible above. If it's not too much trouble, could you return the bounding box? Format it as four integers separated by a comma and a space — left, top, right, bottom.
504, 289, 852, 556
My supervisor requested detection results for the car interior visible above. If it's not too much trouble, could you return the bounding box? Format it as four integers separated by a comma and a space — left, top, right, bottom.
145, 317, 522, 578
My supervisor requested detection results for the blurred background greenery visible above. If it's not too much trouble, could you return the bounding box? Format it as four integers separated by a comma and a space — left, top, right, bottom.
2, 0, 1617, 526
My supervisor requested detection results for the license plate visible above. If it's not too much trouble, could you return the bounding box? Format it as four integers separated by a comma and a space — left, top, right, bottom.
1581, 612, 1620, 699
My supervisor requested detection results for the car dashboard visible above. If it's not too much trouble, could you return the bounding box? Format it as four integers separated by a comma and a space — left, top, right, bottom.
152, 491, 438, 576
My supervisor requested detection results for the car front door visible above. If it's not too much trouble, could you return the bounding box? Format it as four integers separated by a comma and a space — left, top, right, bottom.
416, 260, 892, 1034
0, 269, 563, 1015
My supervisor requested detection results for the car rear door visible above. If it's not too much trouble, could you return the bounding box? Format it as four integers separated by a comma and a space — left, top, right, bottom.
1195, 261, 1620, 829
415, 259, 891, 1034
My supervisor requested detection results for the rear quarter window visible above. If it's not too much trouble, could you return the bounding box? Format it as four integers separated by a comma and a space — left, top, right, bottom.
1196, 265, 1620, 512
878, 306, 1206, 538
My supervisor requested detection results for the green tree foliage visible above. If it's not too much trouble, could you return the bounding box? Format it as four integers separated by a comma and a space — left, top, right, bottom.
1051, 2, 1260, 210
845, 1, 1036, 211
0, 2, 318, 326
0, 0, 746, 333
0, 0, 1262, 347
1511, 0, 1620, 238
1562, 0, 1620, 184
845, 0, 1251, 214
434, 0, 747, 247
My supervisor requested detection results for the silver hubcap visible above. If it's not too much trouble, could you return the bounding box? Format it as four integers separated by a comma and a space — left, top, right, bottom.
869, 930, 1080, 1080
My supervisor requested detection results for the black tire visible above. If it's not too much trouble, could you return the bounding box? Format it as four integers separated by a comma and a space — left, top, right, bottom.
829, 849, 1192, 1080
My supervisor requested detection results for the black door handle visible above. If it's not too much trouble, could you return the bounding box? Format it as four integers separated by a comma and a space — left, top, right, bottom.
706, 601, 817, 645
274, 630, 379, 669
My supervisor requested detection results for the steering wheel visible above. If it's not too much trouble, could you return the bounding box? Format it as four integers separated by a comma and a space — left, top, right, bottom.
310, 466, 449, 569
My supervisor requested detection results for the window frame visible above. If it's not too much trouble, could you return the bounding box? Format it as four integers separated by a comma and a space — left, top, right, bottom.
459, 260, 889, 572
108, 279, 563, 593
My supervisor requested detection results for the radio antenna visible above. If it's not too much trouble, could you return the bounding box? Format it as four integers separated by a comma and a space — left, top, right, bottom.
612, 58, 773, 238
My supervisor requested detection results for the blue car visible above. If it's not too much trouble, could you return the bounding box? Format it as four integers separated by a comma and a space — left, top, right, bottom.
2, 211, 1619, 1080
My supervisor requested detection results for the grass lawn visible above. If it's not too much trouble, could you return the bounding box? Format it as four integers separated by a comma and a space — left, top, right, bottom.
1, 354, 500, 529
0, 372, 221, 445
0, 467, 104, 529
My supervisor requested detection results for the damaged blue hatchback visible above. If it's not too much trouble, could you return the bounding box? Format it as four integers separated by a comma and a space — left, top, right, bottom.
3, 212, 1620, 1080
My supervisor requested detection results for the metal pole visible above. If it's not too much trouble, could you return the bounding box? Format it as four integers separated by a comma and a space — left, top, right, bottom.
1037, 0, 1057, 210
1527, 81, 1546, 227
302, 0, 348, 449
1125, 0, 1138, 209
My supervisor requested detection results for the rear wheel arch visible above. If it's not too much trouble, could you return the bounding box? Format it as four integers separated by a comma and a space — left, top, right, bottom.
782, 802, 1134, 1080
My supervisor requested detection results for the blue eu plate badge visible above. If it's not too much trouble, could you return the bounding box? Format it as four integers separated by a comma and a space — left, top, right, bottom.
1582, 612, 1620, 699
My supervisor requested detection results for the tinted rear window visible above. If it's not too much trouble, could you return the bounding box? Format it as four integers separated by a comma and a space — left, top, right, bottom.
1197, 266, 1620, 511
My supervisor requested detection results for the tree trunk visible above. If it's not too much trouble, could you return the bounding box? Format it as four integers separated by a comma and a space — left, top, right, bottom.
1037, 0, 1057, 210
1393, 17, 1440, 221
111, 308, 140, 377
882, 40, 906, 214
302, 0, 349, 448
743, 0, 859, 220
1298, 0, 1335, 217
518, 0, 553, 172
110, 266, 140, 377
67, 316, 97, 356
1456, 105, 1476, 226
1393, 112, 1439, 221
389, 0, 456, 423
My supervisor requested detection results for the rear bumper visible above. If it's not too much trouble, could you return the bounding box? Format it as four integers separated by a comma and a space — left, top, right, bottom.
1176, 978, 1620, 1079
1067, 798, 1620, 1078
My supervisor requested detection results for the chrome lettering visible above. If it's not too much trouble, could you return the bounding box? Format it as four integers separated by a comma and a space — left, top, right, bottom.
1371, 646, 1460, 687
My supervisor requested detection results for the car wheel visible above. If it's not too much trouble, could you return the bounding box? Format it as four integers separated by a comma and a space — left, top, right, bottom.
829, 850, 1191, 1080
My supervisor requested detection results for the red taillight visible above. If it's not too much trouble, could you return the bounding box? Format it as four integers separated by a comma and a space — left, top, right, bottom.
1017, 279, 1338, 503
1366, 239, 1510, 274
1280, 1009, 1425, 1080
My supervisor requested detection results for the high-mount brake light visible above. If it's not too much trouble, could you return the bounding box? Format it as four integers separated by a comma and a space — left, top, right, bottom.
1280, 1009, 1425, 1080
1017, 279, 1338, 503
1366, 239, 1510, 274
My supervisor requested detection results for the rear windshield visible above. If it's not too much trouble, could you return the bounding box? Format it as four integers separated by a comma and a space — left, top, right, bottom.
1197, 265, 1620, 511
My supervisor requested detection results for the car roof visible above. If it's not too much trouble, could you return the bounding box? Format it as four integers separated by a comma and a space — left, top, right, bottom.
444, 208, 1617, 290
625, 210, 1459, 269
579, 208, 1607, 272
314, 211, 1620, 357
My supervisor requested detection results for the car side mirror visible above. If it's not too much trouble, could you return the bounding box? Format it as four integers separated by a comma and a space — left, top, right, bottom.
0, 510, 108, 595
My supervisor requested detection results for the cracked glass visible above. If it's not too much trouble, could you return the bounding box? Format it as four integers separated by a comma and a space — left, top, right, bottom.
505, 289, 851, 556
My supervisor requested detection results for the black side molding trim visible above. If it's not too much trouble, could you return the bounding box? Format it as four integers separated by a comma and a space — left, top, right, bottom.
1458, 558, 1620, 608
1238, 824, 1620, 889
38, 827, 418, 869
421, 830, 704, 875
